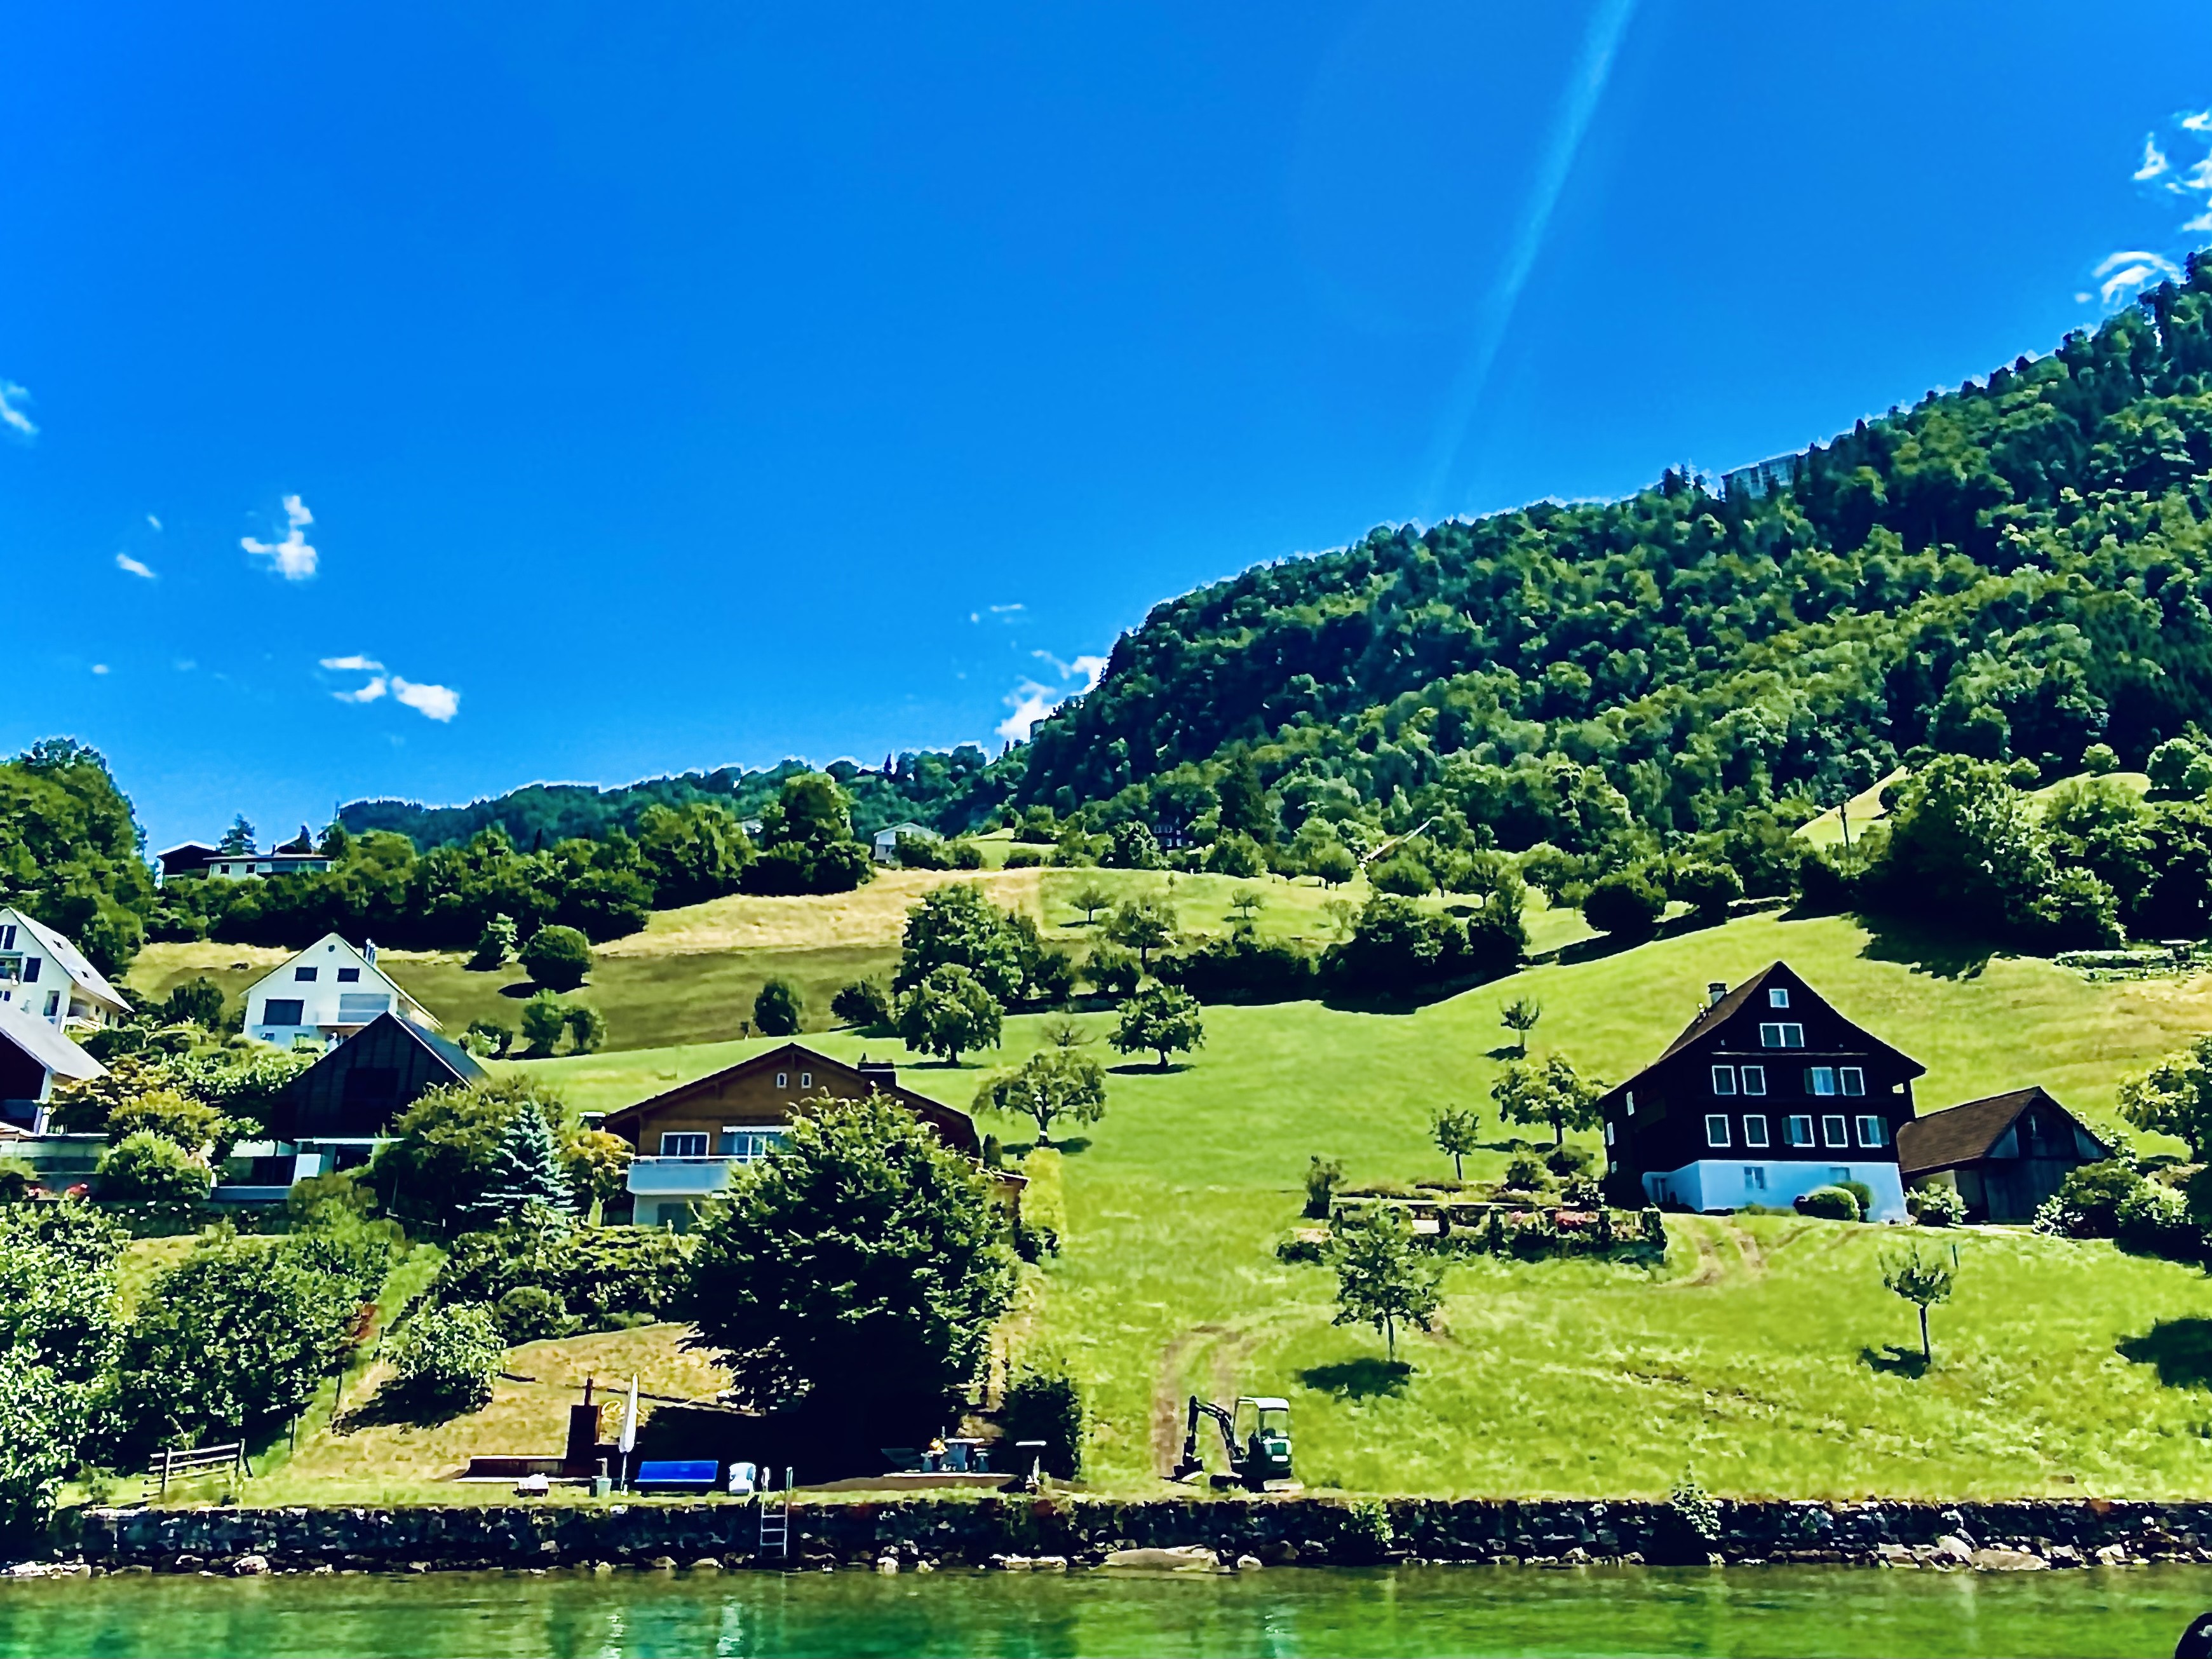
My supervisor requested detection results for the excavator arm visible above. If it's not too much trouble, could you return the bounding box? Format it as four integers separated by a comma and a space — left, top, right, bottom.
1168, 1396, 1241, 1482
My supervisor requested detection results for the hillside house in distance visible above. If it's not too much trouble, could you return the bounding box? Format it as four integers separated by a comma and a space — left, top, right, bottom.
1598, 963, 1923, 1222
201, 827, 336, 882
601, 1041, 987, 1229
0, 909, 132, 1034
1897, 1087, 2110, 1223
0, 998, 106, 1132
872, 822, 939, 864
154, 842, 221, 884
241, 934, 436, 1051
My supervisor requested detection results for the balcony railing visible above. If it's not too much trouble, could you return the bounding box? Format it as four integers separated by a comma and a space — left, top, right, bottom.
628, 1156, 736, 1196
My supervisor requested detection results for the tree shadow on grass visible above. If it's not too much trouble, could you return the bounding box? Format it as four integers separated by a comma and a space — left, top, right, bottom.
333, 1377, 477, 1433
1859, 1344, 1929, 1379
2117, 1318, 2212, 1389
1850, 909, 1998, 981
1003, 1137, 1093, 1157
1106, 1062, 1194, 1076
1298, 1358, 1412, 1400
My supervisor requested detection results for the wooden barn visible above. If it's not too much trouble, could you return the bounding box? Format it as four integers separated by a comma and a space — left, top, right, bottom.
1896, 1086, 2110, 1223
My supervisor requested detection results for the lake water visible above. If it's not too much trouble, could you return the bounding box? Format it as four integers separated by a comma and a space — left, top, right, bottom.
0, 1563, 2204, 1658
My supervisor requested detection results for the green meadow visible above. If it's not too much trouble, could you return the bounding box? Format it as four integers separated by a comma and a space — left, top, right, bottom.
499, 907, 2212, 1500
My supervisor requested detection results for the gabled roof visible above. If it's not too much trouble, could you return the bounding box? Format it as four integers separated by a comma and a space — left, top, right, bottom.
0, 909, 132, 1016
602, 1039, 978, 1152
1896, 1087, 2106, 1177
247, 933, 435, 1026
296, 1010, 485, 1085
1601, 961, 1923, 1107
157, 841, 220, 860
0, 999, 106, 1083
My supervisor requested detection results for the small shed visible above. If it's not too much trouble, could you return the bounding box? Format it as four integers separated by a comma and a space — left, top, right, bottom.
1896, 1086, 2110, 1223
265, 1011, 486, 1141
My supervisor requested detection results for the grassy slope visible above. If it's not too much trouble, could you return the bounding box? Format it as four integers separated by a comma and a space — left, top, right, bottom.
536, 907, 2212, 1500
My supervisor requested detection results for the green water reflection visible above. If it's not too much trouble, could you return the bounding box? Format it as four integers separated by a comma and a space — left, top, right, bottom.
0, 1563, 2201, 1658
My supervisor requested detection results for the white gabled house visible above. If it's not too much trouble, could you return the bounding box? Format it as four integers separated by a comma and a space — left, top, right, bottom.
0, 908, 132, 1033
241, 933, 436, 1051
0, 995, 107, 1133
871, 821, 940, 863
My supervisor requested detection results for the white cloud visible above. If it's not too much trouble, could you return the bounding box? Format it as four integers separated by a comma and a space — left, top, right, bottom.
334, 677, 388, 705
391, 677, 459, 722
1071, 653, 1109, 691
0, 381, 36, 439
2095, 249, 2185, 306
2136, 136, 2171, 180
320, 653, 384, 672
146, 514, 161, 531
988, 602, 1025, 614
241, 493, 318, 579
90, 664, 108, 675
2185, 109, 2212, 133
114, 553, 156, 580
995, 681, 1059, 745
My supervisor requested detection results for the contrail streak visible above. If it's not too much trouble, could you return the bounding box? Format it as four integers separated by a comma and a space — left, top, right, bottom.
1419, 0, 1640, 517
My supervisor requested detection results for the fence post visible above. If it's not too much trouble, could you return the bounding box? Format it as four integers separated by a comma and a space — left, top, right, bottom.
158, 1449, 170, 1497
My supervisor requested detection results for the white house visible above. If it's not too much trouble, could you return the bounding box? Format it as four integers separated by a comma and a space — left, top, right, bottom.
871, 821, 940, 863
0, 996, 106, 1134
0, 909, 132, 1033
241, 933, 436, 1050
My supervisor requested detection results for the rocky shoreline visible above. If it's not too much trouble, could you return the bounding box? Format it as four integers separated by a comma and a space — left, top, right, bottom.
29, 1496, 2212, 1578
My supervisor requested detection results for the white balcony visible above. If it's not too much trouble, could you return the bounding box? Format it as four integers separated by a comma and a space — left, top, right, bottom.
628, 1155, 735, 1197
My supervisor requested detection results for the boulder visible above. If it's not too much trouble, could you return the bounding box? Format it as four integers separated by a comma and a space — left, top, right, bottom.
1970, 1548, 2046, 1572
1102, 1546, 1220, 1572
233, 1555, 270, 1577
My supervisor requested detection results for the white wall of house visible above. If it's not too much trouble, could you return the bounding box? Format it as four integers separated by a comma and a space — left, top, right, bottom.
206, 853, 334, 880
0, 909, 131, 1031
242, 934, 432, 1050
1642, 1158, 1907, 1222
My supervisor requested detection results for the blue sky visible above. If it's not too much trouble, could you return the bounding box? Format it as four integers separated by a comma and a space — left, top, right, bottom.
6, 2, 2211, 851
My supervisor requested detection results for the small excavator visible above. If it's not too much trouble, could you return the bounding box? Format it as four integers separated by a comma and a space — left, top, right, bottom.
1170, 1395, 1297, 1493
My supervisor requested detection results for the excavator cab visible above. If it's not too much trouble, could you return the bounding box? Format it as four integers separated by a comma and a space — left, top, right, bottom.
1232, 1397, 1293, 1486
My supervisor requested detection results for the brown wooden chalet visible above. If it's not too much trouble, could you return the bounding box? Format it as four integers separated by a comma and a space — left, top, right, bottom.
1896, 1087, 2110, 1223
602, 1041, 994, 1229
1598, 962, 1924, 1220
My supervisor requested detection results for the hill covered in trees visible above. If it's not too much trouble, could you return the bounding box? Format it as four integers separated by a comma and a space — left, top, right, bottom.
1012, 255, 2212, 862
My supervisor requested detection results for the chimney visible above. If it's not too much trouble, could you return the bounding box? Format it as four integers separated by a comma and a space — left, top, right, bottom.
1706, 981, 1727, 1008
858, 1055, 897, 1091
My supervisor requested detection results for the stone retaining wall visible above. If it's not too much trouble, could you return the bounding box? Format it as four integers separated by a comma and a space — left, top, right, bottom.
53, 1497, 2212, 1574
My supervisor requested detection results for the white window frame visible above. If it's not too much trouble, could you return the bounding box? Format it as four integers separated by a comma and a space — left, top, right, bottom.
1786, 1114, 1814, 1147
1855, 1115, 1886, 1148
1741, 1065, 1767, 1096
775, 1073, 788, 1088
1840, 1067, 1865, 1097
1705, 1114, 1730, 1148
1711, 1065, 1737, 1096
1759, 1023, 1805, 1048
294, 966, 318, 982
1808, 1066, 1837, 1097
1768, 988, 1790, 1008
799, 1072, 812, 1088
1742, 1114, 1770, 1149
659, 1132, 710, 1158
1821, 1114, 1849, 1148
1603, 1120, 1615, 1146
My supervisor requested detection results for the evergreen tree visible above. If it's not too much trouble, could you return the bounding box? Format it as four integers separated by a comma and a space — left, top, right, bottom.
460, 1104, 576, 1227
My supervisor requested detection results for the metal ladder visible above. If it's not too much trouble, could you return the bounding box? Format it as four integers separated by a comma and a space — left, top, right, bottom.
757, 1466, 793, 1559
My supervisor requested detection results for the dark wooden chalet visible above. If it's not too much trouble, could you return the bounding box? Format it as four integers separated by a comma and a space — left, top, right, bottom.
1598, 962, 1925, 1220
265, 1011, 485, 1142
1896, 1087, 2110, 1223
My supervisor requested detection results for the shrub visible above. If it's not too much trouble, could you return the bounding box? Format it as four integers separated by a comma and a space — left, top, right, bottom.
1795, 1185, 1859, 1221
431, 1223, 689, 1329
157, 976, 228, 1029
1546, 1144, 1593, 1178
1083, 944, 1142, 998
831, 978, 894, 1029
1000, 1360, 1085, 1479
494, 1285, 575, 1344
2049, 1160, 2141, 1236
1838, 1179, 1875, 1220
1307, 843, 1358, 886
0, 1160, 33, 1204
468, 915, 516, 972
463, 1019, 514, 1059
1027, 949, 1079, 1007
1581, 870, 1666, 939
98, 1132, 212, 1203
519, 925, 593, 991
562, 1005, 607, 1055
2004, 757, 2042, 789
1368, 854, 1434, 897
1908, 1183, 1966, 1227
520, 991, 569, 1055
1164, 933, 1319, 1004
2082, 742, 2120, 775
2115, 1181, 2199, 1259
1335, 1499, 1396, 1565
1501, 1153, 1546, 1191
106, 1090, 221, 1155
388, 1303, 506, 1414
1673, 861, 1743, 919
2147, 737, 2212, 796
1304, 1156, 1344, 1221
754, 977, 804, 1037
1206, 832, 1266, 879
1004, 846, 1046, 869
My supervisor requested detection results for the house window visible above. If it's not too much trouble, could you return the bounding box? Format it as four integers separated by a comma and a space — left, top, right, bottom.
659, 1133, 710, 1158
1705, 1114, 1730, 1148
1830, 1166, 1850, 1183
1711, 1065, 1736, 1096
337, 967, 361, 984
799, 1073, 811, 1088
1741, 1066, 1767, 1096
0, 926, 12, 949
1840, 1067, 1865, 1097
1743, 1167, 1767, 1191
295, 966, 318, 982
1743, 1115, 1770, 1148
1807, 1067, 1837, 1096
1603, 1120, 1615, 1146
1786, 1114, 1814, 1147
1856, 1116, 1887, 1148
43, 991, 59, 1019
1822, 1114, 1849, 1147
775, 1073, 788, 1088
1768, 989, 1790, 1008
1759, 1023, 1805, 1048
20, 959, 36, 984
262, 998, 305, 1026
0, 959, 17, 983
718, 1128, 787, 1163
1624, 1091, 1635, 1116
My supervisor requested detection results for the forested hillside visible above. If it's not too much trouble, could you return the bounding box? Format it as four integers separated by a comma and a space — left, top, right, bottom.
1016, 256, 2212, 852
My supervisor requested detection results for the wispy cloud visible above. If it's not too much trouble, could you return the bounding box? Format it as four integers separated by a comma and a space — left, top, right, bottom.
334, 676, 388, 705
114, 553, 156, 580
1033, 649, 1110, 691
146, 513, 161, 531
2097, 249, 2185, 306
2098, 106, 2212, 307
1418, 0, 1640, 513
391, 677, 459, 722
0, 381, 36, 440
242, 494, 318, 579
90, 664, 108, 675
2136, 137, 2171, 181
320, 653, 384, 672
2185, 109, 2212, 134
988, 602, 1025, 614
995, 681, 1060, 745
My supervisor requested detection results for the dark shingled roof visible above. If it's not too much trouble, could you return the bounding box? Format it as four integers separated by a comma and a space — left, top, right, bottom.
1896, 1086, 2107, 1178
